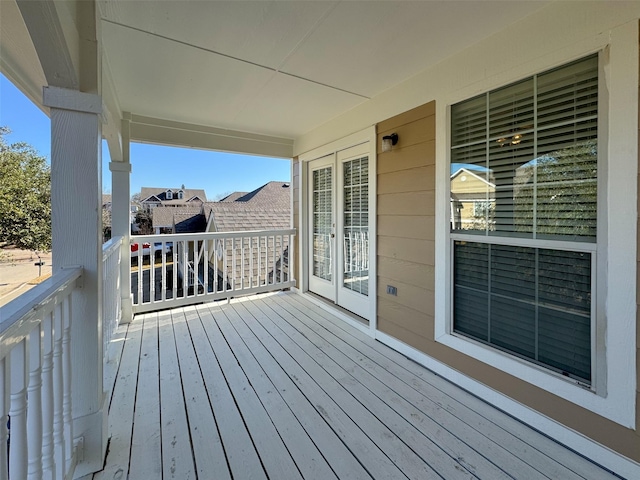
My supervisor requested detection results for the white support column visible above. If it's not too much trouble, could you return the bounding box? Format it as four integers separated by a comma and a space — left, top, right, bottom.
110, 114, 133, 323
43, 85, 107, 477
109, 162, 132, 323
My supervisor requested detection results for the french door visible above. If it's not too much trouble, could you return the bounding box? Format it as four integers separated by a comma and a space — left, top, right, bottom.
308, 143, 370, 318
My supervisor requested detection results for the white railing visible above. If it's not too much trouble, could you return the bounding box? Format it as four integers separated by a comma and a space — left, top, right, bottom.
102, 236, 122, 356
0, 267, 82, 480
131, 229, 296, 313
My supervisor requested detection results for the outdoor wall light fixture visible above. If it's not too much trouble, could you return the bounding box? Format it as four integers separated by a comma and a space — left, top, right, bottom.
381, 133, 398, 153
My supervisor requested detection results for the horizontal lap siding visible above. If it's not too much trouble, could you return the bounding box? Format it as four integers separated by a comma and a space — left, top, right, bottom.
376, 102, 435, 351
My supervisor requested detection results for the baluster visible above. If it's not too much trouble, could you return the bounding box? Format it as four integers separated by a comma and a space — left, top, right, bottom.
223, 238, 228, 292
1, 356, 10, 480
240, 236, 245, 289
103, 257, 109, 351
264, 236, 269, 285
27, 324, 43, 479
231, 237, 236, 290
272, 235, 277, 284
257, 236, 262, 287
137, 245, 143, 305
182, 240, 188, 298
204, 239, 209, 294
41, 312, 55, 480
62, 296, 73, 469
150, 239, 156, 303
9, 339, 28, 480
53, 301, 65, 479
162, 240, 167, 302
285, 235, 290, 283
115, 245, 122, 326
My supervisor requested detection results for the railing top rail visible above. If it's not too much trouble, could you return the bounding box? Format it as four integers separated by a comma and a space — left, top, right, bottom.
131, 228, 296, 243
103, 235, 124, 258
0, 266, 82, 359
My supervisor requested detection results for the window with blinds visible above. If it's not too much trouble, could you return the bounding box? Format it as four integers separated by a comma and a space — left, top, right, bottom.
450, 55, 598, 384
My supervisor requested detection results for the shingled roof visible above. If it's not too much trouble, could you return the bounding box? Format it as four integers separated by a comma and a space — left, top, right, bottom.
218, 191, 248, 202
152, 206, 203, 228
174, 212, 207, 233
203, 181, 291, 232
205, 204, 290, 232
229, 181, 291, 209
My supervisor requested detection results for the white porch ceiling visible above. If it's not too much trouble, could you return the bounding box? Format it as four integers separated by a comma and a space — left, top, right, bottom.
99, 0, 549, 141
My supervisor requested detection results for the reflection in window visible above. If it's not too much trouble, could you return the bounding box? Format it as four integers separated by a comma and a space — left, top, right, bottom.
343, 156, 369, 296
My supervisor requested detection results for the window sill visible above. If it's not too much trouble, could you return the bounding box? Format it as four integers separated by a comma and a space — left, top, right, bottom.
433, 330, 632, 426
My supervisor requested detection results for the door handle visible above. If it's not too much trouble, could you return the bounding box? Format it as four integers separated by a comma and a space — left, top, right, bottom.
331, 233, 335, 238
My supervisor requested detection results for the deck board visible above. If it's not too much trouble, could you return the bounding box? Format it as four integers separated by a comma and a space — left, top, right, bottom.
172, 308, 230, 480
129, 312, 162, 479
95, 292, 621, 480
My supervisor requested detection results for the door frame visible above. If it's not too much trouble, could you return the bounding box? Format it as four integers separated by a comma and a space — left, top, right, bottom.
299, 127, 377, 330
307, 154, 337, 301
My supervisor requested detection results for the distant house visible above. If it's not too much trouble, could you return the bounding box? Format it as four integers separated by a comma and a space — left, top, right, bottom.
151, 181, 291, 235
449, 167, 495, 231
151, 206, 204, 234
204, 181, 291, 231
139, 186, 207, 212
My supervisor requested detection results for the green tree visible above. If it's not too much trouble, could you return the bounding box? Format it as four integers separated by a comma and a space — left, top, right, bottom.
0, 127, 51, 251
134, 211, 154, 235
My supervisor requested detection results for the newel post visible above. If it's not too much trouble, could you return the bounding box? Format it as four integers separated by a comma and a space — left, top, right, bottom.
43, 85, 107, 476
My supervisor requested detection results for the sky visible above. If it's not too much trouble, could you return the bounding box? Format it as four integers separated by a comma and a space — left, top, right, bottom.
0, 74, 291, 200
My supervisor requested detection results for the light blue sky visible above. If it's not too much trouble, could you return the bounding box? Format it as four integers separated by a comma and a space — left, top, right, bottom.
0, 74, 291, 199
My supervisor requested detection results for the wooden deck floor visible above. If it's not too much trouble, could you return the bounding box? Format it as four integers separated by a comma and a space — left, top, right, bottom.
94, 292, 620, 480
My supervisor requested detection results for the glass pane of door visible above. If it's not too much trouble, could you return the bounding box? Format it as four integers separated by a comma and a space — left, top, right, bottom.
313, 166, 333, 281
342, 156, 368, 295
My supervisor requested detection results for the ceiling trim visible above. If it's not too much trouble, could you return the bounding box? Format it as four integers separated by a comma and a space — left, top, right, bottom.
16, 0, 78, 89
129, 114, 294, 159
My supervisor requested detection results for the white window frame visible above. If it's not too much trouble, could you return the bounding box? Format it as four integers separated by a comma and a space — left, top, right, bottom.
435, 29, 637, 428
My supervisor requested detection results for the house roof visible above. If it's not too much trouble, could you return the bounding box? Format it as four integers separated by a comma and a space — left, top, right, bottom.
220, 181, 291, 209
450, 168, 495, 188
152, 206, 203, 228
202, 181, 291, 233
174, 212, 207, 233
219, 191, 248, 202
205, 204, 290, 232
140, 187, 207, 203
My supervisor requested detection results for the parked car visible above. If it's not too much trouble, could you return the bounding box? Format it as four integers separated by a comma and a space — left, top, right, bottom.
131, 241, 172, 258
131, 242, 151, 256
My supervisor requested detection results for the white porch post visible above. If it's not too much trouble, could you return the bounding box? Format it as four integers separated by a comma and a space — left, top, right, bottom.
43, 86, 107, 477
109, 118, 133, 323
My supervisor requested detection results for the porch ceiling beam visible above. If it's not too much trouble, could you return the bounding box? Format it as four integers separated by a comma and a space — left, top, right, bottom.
16, 0, 79, 90
129, 114, 294, 159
